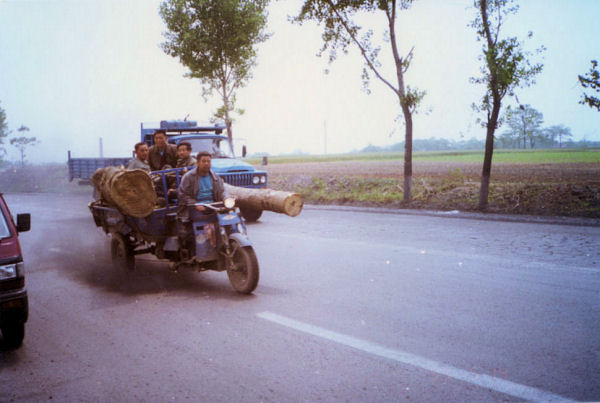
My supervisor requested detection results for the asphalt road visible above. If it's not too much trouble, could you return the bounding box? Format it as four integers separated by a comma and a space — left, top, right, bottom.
1, 193, 598, 402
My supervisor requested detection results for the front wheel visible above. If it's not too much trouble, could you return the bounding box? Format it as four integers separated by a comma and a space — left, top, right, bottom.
226, 241, 259, 294
240, 208, 262, 223
111, 233, 135, 272
1, 322, 25, 349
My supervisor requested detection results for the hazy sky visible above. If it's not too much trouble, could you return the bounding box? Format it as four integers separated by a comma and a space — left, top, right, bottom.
0, 0, 599, 163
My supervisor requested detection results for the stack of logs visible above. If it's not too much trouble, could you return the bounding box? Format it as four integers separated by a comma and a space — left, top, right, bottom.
92, 167, 303, 218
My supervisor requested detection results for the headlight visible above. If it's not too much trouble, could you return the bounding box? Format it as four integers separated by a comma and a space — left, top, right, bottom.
252, 175, 260, 185
260, 175, 266, 184
224, 197, 236, 209
0, 263, 22, 280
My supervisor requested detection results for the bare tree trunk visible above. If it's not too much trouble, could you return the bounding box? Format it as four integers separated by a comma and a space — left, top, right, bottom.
478, 0, 501, 211
402, 104, 413, 203
479, 103, 501, 210
221, 79, 234, 149
226, 119, 233, 150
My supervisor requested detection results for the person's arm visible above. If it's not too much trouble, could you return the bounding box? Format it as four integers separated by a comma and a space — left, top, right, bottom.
178, 173, 196, 207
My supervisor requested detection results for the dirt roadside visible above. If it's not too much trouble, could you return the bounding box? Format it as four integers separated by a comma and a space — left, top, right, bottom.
260, 160, 600, 218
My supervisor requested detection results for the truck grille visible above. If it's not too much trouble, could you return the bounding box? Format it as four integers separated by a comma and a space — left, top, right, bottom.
219, 173, 254, 187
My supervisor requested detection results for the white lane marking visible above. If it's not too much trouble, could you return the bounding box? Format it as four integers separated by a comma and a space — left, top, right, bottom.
257, 311, 578, 403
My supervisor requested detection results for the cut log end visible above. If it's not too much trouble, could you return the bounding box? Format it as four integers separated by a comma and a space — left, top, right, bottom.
92, 167, 156, 218
283, 194, 303, 217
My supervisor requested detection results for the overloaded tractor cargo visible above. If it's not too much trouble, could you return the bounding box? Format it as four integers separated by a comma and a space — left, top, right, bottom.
72, 119, 303, 294
68, 119, 268, 222
88, 164, 302, 295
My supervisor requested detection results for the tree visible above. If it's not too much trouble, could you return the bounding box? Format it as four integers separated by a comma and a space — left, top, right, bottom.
0, 101, 9, 156
578, 60, 600, 112
159, 0, 270, 146
544, 124, 572, 148
10, 126, 39, 167
503, 104, 543, 149
294, 0, 425, 203
470, 0, 544, 210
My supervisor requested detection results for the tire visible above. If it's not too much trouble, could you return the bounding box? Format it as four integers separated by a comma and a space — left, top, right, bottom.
1, 322, 25, 349
240, 208, 262, 222
226, 241, 259, 294
111, 233, 135, 272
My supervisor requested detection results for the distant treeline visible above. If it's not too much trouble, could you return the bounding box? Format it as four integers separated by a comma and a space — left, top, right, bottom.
356, 137, 600, 153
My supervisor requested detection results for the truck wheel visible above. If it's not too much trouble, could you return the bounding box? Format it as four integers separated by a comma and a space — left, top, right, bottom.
240, 208, 262, 222
111, 233, 135, 272
226, 241, 259, 294
1, 322, 25, 349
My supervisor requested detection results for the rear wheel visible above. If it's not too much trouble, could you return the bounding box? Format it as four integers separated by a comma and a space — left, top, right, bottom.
226, 241, 259, 294
111, 233, 135, 272
1, 322, 25, 349
240, 208, 262, 222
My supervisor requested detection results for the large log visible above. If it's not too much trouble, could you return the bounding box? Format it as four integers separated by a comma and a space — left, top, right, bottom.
224, 183, 303, 217
91, 167, 157, 218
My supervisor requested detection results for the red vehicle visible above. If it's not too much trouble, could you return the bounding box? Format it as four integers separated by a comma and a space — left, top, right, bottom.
0, 193, 30, 348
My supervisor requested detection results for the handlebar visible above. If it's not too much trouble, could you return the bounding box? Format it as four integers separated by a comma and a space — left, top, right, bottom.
189, 200, 234, 214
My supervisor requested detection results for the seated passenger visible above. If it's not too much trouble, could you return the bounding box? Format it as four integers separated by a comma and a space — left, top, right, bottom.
126, 142, 150, 171
148, 130, 177, 170
176, 141, 197, 168
164, 142, 197, 200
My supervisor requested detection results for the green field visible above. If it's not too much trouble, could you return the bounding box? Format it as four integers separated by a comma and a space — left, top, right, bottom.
246, 148, 600, 165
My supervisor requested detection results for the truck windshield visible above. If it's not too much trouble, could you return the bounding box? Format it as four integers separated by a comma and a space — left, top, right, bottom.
0, 208, 11, 239
185, 138, 235, 159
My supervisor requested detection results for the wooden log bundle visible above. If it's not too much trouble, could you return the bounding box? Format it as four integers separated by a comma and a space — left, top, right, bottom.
91, 167, 157, 218
224, 183, 303, 217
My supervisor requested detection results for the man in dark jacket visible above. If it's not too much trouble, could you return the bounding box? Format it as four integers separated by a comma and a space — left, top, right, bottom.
176, 152, 226, 257
177, 151, 225, 219
148, 130, 177, 170
175, 141, 197, 168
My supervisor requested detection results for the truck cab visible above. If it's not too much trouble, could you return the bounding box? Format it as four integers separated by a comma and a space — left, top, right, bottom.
0, 194, 31, 349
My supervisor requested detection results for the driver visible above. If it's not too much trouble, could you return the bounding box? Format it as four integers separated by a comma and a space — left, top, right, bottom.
176, 152, 226, 257
177, 151, 226, 218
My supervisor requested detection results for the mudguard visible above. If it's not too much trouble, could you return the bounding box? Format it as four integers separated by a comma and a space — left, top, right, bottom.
229, 232, 252, 247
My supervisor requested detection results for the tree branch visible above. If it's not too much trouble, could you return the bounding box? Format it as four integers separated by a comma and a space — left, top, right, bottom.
324, 0, 398, 95
385, 0, 407, 99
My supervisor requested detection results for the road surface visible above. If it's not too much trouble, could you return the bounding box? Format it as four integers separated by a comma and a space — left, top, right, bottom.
1, 193, 598, 402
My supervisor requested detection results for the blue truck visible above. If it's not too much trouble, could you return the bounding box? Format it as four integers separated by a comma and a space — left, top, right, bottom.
68, 120, 267, 222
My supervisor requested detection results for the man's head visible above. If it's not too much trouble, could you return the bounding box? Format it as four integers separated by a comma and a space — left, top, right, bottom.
196, 151, 212, 176
177, 141, 192, 160
153, 130, 167, 148
134, 142, 149, 161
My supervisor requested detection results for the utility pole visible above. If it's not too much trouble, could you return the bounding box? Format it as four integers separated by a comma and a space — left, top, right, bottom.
323, 120, 327, 155
99, 137, 104, 158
